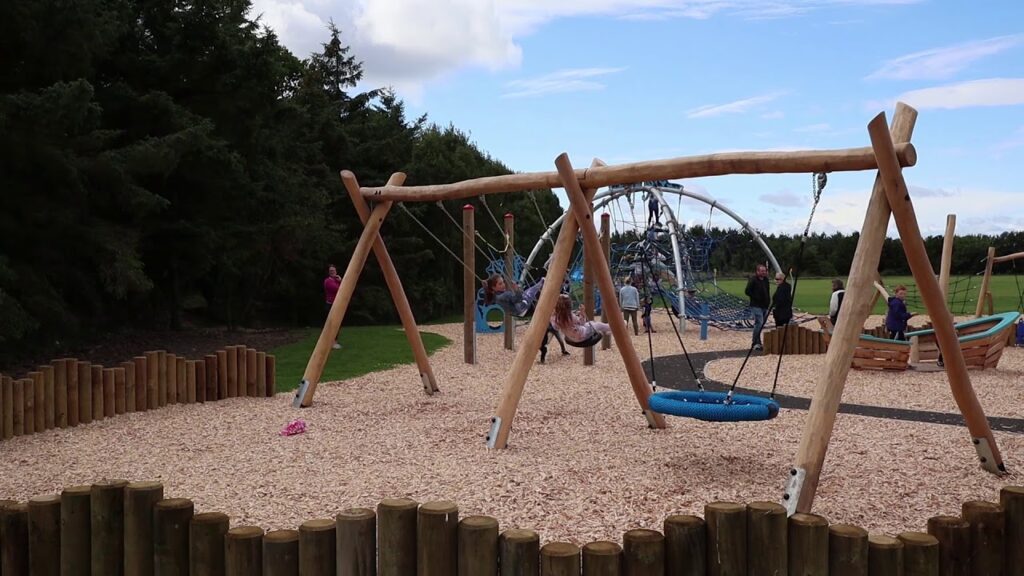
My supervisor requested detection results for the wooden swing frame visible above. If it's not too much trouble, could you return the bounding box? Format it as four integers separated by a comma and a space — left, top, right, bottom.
294, 102, 1005, 516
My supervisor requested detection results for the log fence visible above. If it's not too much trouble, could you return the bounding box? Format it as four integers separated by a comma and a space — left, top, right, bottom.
0, 346, 277, 442
0, 481, 1020, 575
762, 321, 1017, 355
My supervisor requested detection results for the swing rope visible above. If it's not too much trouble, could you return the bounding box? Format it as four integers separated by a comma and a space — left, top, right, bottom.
640, 242, 704, 391
397, 202, 486, 283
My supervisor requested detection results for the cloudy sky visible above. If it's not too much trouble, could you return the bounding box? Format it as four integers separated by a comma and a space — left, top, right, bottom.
249, 0, 1024, 237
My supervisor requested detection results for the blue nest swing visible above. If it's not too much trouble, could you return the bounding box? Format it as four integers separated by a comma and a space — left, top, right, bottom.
648, 390, 779, 422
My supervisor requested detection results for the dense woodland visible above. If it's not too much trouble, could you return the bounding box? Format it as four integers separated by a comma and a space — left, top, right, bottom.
1, 0, 1021, 364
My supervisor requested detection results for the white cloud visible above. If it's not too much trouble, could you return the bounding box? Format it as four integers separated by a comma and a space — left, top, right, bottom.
249, 0, 925, 95
867, 34, 1024, 81
993, 126, 1024, 153
895, 78, 1024, 110
502, 68, 626, 98
793, 123, 831, 133
761, 111, 785, 120
686, 91, 788, 118
760, 191, 805, 206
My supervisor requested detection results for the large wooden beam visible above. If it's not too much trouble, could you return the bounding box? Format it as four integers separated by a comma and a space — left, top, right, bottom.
342, 171, 439, 395
294, 195, 395, 407
487, 160, 603, 450
993, 250, 1024, 264
361, 144, 917, 202
867, 111, 1004, 474
786, 103, 917, 515
557, 153, 666, 430
939, 214, 956, 303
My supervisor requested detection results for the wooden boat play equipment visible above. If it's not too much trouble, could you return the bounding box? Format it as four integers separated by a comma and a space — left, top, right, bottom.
294, 102, 1008, 517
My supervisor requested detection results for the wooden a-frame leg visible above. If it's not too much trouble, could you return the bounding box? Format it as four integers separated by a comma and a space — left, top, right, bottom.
787, 103, 917, 515
556, 153, 667, 430
487, 159, 604, 449
342, 171, 440, 394
294, 199, 394, 407
868, 112, 1004, 474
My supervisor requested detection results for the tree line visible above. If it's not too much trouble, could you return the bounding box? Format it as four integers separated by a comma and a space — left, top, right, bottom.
1, 0, 1020, 366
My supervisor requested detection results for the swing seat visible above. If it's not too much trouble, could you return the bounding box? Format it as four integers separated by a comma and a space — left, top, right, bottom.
564, 332, 604, 349
648, 390, 779, 422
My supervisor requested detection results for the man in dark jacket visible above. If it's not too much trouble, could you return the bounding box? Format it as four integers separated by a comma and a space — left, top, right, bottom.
745, 264, 771, 350
772, 272, 793, 327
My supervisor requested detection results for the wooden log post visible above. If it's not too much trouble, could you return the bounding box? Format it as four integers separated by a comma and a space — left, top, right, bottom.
79, 361, 93, 425
622, 529, 663, 575
378, 498, 418, 576
458, 516, 499, 576
295, 195, 395, 407
115, 367, 126, 414
266, 355, 276, 397
298, 519, 336, 576
61, 360, 74, 427
44, 363, 55, 428
747, 502, 787, 575
91, 479, 128, 576
664, 515, 704, 576
939, 214, 956, 305
154, 498, 194, 576
176, 356, 186, 402
166, 355, 177, 404
145, 352, 158, 410
787, 102, 918, 514
584, 207, 596, 366
157, 351, 167, 407
829, 524, 869, 576
60, 485, 92, 576
898, 532, 939, 576
195, 361, 206, 408
504, 212, 516, 351
541, 542, 580, 576
23, 376, 35, 434
1, 376, 11, 439
226, 526, 264, 576
601, 212, 612, 351
1, 502, 29, 576
204, 354, 216, 402
125, 481, 164, 576
1001, 486, 1024, 576
500, 529, 540, 576
12, 378, 24, 436
263, 530, 299, 576
788, 513, 829, 576
190, 512, 230, 576
102, 368, 115, 417
122, 361, 136, 413
32, 370, 44, 431
868, 111, 1004, 475
418, 501, 458, 576
337, 508, 376, 576
975, 247, 996, 318
256, 351, 266, 397
464, 204, 477, 365
88, 364, 102, 421
28, 494, 61, 576
705, 503, 746, 576
134, 356, 147, 411
927, 515, 970, 576
217, 350, 228, 399
960, 501, 1003, 576
557, 154, 667, 429
582, 541, 622, 576
227, 346, 239, 398
342, 171, 439, 393
487, 159, 605, 449
868, 535, 903, 576
359, 143, 917, 203
187, 361, 198, 405
246, 348, 257, 397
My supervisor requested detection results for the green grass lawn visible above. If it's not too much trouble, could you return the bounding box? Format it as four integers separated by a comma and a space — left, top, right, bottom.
714, 275, 1024, 315
269, 326, 451, 393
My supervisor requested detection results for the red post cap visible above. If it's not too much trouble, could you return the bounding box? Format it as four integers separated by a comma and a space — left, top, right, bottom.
463, 204, 474, 211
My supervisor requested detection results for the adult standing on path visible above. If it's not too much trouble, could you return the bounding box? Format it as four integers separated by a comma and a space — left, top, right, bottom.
618, 277, 641, 336
772, 272, 793, 327
745, 264, 770, 351
324, 264, 342, 350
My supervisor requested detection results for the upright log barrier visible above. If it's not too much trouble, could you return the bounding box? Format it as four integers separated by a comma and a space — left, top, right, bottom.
0, 346, 279, 444
2, 482, 1023, 575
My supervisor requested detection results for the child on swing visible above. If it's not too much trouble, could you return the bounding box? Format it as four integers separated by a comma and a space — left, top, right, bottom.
552, 293, 612, 345
484, 273, 570, 361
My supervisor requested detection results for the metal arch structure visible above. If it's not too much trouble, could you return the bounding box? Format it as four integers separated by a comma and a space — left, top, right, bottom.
521, 182, 783, 327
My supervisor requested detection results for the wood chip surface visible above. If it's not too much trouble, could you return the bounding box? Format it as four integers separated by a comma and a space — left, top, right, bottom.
2, 314, 1022, 544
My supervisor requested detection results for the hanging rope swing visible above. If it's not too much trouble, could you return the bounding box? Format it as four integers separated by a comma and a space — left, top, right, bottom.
645, 172, 827, 423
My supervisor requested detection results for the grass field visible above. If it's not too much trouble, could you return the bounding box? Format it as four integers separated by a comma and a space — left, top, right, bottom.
270, 326, 451, 392
714, 275, 1024, 315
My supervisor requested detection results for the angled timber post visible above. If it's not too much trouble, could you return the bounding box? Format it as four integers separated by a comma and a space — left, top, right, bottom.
295, 186, 397, 407
341, 171, 439, 395
487, 160, 605, 450
557, 153, 667, 430
464, 205, 477, 364
975, 247, 996, 318
504, 213, 515, 351
939, 214, 956, 305
584, 203, 596, 366
785, 103, 917, 514
601, 213, 612, 351
868, 112, 1005, 475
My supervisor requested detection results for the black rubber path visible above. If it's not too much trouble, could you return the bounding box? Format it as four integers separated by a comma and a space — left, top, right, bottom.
643, 349, 1024, 434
